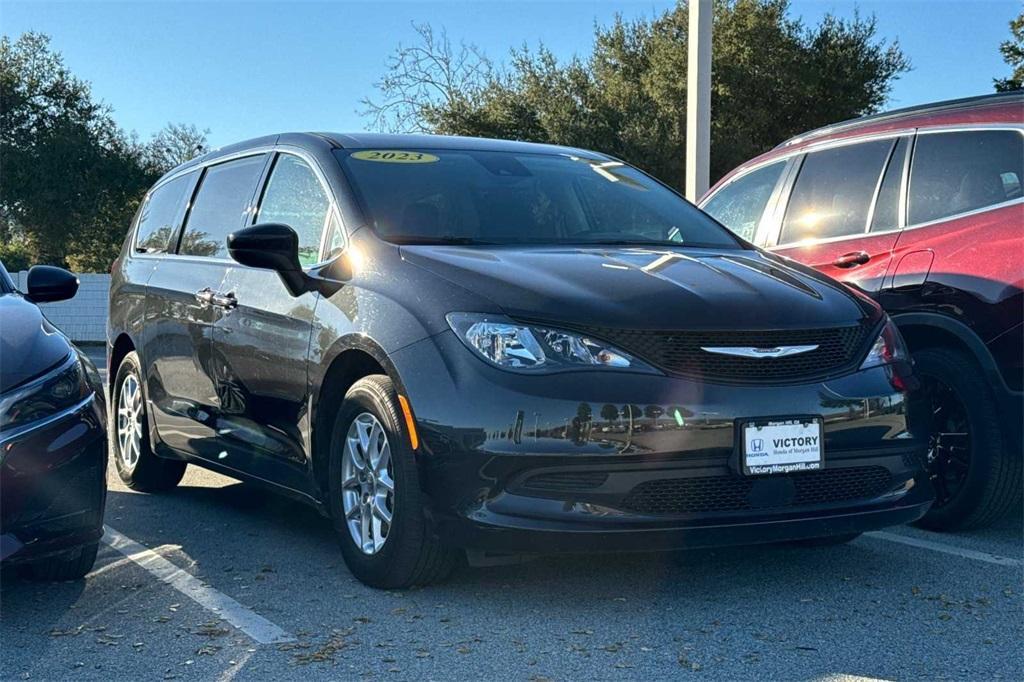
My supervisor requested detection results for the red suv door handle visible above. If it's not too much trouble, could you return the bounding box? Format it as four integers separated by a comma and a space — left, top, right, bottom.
833, 251, 870, 268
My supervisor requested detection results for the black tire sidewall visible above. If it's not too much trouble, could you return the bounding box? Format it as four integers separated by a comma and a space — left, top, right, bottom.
327, 376, 430, 587
913, 346, 1004, 529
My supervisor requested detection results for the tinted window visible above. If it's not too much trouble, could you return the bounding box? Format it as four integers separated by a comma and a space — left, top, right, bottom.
908, 130, 1024, 225
702, 161, 786, 242
136, 173, 193, 253
335, 149, 739, 248
257, 155, 331, 266
869, 137, 909, 232
780, 139, 892, 244
180, 155, 266, 258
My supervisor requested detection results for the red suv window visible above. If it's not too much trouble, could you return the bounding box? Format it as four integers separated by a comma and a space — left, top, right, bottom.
908, 130, 1023, 225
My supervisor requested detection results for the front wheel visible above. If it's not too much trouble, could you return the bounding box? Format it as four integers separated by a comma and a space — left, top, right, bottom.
328, 375, 457, 589
111, 352, 186, 492
912, 347, 1021, 531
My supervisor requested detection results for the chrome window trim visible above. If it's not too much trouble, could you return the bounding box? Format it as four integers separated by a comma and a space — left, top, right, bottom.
702, 123, 1024, 209
767, 126, 1024, 250
131, 145, 351, 271
773, 136, 906, 248
862, 138, 900, 234
131, 149, 273, 262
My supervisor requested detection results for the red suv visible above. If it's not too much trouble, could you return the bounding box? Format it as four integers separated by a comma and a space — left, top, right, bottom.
701, 92, 1022, 531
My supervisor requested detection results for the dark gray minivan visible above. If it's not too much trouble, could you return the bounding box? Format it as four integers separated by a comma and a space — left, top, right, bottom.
109, 133, 931, 588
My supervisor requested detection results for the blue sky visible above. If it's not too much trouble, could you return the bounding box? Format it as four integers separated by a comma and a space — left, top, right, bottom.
2, 1, 1018, 148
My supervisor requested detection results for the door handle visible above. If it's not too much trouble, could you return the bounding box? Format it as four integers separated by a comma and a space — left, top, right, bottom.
195, 287, 215, 305
210, 291, 237, 309
833, 251, 870, 268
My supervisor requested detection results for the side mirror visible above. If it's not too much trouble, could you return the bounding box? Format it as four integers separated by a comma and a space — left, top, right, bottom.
26, 265, 79, 303
227, 223, 308, 296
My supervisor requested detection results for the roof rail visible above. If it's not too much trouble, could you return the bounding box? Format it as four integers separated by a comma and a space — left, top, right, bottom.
776, 90, 1024, 149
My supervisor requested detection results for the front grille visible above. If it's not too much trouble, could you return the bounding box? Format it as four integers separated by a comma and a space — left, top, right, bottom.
620, 466, 891, 515
575, 325, 872, 382
522, 471, 609, 492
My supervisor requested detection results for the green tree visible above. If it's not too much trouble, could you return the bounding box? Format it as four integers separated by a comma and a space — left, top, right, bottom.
364, 1, 909, 188
994, 11, 1024, 92
0, 33, 209, 271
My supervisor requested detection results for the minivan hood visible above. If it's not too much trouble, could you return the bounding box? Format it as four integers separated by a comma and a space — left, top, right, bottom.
401, 245, 875, 330
0, 295, 74, 393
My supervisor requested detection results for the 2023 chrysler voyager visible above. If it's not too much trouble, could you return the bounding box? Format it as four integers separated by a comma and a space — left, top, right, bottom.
109, 133, 932, 588
701, 92, 1023, 531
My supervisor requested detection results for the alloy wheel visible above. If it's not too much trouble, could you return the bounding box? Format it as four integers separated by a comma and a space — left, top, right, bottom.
921, 375, 971, 509
341, 412, 395, 555
117, 373, 144, 470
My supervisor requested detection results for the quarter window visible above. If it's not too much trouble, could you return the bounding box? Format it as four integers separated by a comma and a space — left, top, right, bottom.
780, 140, 893, 244
702, 161, 786, 242
135, 173, 193, 253
908, 130, 1024, 225
179, 155, 266, 258
257, 155, 332, 266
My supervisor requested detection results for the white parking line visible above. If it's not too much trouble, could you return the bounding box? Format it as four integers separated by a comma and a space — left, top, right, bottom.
101, 525, 295, 644
866, 531, 1022, 568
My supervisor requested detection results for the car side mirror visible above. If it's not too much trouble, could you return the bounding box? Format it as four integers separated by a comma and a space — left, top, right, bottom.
26, 265, 79, 303
227, 223, 308, 296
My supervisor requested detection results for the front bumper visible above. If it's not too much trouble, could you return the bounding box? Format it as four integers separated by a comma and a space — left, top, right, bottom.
392, 331, 931, 552
0, 393, 107, 564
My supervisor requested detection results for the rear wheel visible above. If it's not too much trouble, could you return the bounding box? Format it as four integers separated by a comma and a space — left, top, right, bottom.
328, 375, 456, 589
912, 347, 1021, 531
111, 352, 186, 492
23, 542, 99, 581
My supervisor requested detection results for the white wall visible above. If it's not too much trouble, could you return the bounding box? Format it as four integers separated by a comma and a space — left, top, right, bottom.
14, 271, 110, 343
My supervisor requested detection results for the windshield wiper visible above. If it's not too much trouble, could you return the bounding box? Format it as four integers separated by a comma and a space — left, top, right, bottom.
386, 235, 500, 246
572, 239, 685, 247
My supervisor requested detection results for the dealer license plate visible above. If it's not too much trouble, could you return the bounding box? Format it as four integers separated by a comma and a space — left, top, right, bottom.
741, 418, 823, 475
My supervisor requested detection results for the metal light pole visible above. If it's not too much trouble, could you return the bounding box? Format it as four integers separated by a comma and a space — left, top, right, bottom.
685, 0, 712, 202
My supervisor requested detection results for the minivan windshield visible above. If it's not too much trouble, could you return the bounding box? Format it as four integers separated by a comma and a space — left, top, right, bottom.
335, 148, 741, 248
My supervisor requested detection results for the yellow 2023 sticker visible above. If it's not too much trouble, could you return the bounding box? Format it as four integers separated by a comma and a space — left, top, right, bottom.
351, 150, 439, 163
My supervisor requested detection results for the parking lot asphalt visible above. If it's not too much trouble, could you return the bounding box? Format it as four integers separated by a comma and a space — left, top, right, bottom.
1, 348, 1020, 681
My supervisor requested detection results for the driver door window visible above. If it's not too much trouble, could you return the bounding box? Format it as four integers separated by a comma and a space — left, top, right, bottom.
257, 154, 332, 266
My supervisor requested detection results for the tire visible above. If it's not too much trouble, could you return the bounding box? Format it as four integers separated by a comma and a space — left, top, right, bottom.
111, 352, 186, 492
912, 346, 1022, 531
791, 533, 862, 547
327, 375, 457, 589
23, 542, 99, 581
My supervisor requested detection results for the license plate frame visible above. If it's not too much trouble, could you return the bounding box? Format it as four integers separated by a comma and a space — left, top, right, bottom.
740, 417, 824, 476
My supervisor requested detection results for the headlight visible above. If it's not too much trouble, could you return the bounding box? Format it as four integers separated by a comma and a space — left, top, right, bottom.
860, 318, 911, 370
446, 313, 657, 373
0, 353, 91, 435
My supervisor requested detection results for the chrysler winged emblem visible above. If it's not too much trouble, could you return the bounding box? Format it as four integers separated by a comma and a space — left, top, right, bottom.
700, 345, 819, 358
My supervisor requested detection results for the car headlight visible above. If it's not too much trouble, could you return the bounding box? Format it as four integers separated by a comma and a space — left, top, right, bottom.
0, 353, 91, 435
860, 318, 911, 370
446, 313, 658, 373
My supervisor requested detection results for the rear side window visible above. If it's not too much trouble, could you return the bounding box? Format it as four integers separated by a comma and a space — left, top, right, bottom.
256, 155, 331, 266
180, 155, 266, 258
780, 139, 893, 244
702, 161, 786, 242
908, 130, 1024, 225
136, 173, 192, 253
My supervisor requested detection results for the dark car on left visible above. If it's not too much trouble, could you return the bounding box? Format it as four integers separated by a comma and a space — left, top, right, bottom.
0, 261, 107, 580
